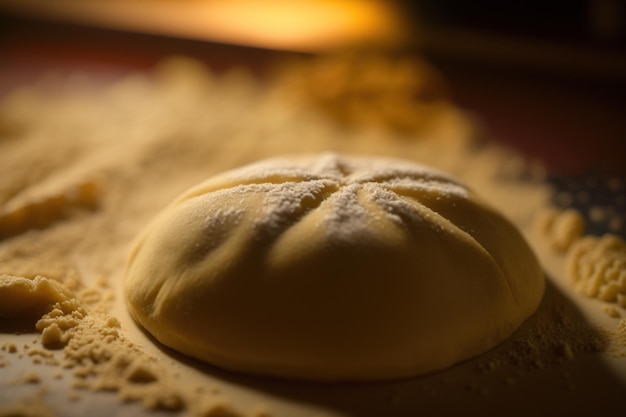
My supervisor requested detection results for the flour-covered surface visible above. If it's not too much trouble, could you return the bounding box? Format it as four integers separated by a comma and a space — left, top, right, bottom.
1, 54, 625, 417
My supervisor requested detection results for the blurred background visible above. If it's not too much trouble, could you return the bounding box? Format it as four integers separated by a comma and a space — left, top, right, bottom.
1, 0, 625, 174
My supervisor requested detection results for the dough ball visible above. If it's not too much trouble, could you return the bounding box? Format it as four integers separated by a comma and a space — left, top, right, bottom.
125, 153, 544, 381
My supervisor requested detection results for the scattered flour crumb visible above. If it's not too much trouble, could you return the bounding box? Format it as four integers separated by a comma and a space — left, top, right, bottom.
603, 305, 621, 318
566, 234, 626, 303
196, 400, 245, 417
606, 319, 626, 357
1, 342, 18, 353
533, 207, 585, 253
20, 371, 41, 384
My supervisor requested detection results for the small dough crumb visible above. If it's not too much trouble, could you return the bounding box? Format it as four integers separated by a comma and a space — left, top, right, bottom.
603, 305, 622, 319
566, 234, 626, 302
40, 323, 64, 348
198, 400, 245, 417
534, 207, 585, 253
1, 342, 18, 353
0, 178, 99, 240
21, 371, 41, 384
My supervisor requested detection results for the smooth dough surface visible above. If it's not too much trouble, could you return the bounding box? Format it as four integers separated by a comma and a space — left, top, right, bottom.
125, 153, 544, 381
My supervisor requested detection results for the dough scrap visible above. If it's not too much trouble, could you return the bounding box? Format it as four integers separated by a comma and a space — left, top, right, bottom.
0, 274, 74, 318
125, 153, 544, 381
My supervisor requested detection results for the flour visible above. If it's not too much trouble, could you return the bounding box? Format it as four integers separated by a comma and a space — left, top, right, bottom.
211, 153, 472, 245
0, 51, 621, 415
566, 234, 626, 305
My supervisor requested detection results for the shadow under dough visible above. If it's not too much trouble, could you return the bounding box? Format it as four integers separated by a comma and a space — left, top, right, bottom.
141, 277, 626, 417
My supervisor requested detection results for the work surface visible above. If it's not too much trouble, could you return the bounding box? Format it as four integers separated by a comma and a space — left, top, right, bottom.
1, 16, 626, 417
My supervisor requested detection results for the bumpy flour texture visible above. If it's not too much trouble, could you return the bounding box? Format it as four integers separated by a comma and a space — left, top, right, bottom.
125, 153, 545, 381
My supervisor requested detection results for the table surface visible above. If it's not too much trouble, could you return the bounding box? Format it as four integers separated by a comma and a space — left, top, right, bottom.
1, 9, 626, 417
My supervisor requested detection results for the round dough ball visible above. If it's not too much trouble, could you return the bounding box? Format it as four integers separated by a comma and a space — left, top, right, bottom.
125, 153, 544, 381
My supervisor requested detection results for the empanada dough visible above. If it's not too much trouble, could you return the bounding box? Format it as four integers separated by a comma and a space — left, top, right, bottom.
125, 153, 544, 381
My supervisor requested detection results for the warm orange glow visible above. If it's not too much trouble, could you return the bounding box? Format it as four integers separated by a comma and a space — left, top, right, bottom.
0, 0, 406, 51
196, 0, 404, 50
